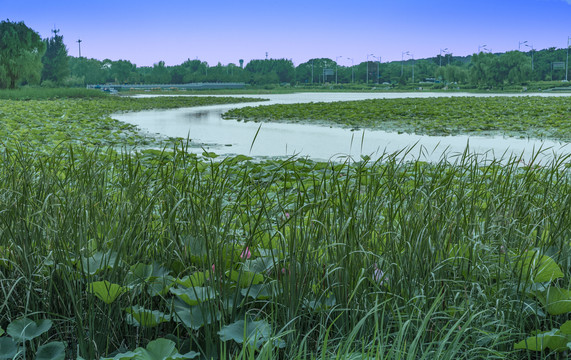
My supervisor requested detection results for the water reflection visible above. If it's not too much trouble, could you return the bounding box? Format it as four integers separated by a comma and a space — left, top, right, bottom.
114, 92, 570, 163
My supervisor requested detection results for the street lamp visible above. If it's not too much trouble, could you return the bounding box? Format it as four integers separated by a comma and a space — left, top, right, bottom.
518, 40, 528, 51
77, 39, 82, 58
347, 57, 354, 83
524, 43, 534, 71
478, 44, 488, 53
366, 54, 374, 84
439, 48, 448, 67
335, 55, 342, 84
411, 54, 415, 83
372, 55, 381, 84
401, 51, 410, 77
566, 36, 570, 82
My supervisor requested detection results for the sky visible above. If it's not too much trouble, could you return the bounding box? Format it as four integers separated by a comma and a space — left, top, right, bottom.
2, 0, 570, 67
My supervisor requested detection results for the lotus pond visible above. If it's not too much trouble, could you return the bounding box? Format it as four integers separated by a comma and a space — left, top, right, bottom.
0, 94, 571, 359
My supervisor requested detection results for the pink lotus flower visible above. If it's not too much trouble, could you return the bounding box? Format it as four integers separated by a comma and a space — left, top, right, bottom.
240, 247, 251, 260
285, 212, 290, 219
373, 264, 387, 285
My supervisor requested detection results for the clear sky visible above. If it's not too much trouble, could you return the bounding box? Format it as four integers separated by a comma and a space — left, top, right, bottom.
2, 0, 570, 67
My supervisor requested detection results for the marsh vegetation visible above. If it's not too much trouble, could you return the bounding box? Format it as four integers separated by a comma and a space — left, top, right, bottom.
0, 93, 570, 359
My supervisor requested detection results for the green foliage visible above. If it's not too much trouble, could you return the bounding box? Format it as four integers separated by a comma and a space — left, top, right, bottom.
1, 96, 571, 358
6, 318, 52, 342
36, 342, 66, 360
218, 319, 273, 348
224, 96, 571, 141
0, 20, 46, 88
89, 280, 127, 304
101, 338, 198, 360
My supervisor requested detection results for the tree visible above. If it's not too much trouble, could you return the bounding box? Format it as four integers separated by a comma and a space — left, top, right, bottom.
41, 29, 69, 85
0, 20, 46, 89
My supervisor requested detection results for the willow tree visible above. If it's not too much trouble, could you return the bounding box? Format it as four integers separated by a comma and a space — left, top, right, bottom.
0, 20, 45, 89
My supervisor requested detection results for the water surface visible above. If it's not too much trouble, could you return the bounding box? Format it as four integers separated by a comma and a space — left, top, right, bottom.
114, 92, 570, 162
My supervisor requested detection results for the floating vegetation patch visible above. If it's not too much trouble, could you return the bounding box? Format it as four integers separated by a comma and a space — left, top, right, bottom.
223, 96, 571, 141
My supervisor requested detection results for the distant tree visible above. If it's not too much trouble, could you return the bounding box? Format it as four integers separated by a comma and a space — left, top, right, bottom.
0, 20, 46, 88
245, 59, 294, 84
148, 61, 170, 83
42, 29, 69, 85
69, 57, 107, 85
111, 60, 138, 83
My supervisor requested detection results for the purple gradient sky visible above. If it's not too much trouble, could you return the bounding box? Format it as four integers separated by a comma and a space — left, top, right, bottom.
3, 0, 570, 67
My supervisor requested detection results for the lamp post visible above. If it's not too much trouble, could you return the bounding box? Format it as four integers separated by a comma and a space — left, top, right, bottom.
77, 39, 82, 58
518, 40, 527, 51
311, 59, 314, 84
372, 55, 380, 84
566, 36, 570, 82
478, 44, 488, 53
366, 54, 374, 84
411, 54, 415, 83
347, 57, 354, 83
524, 43, 534, 71
335, 55, 342, 84
401, 51, 410, 77
439, 48, 448, 67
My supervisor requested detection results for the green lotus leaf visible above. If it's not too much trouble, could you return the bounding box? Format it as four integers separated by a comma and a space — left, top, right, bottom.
176, 272, 210, 288
516, 251, 563, 283
80, 251, 119, 275
36, 341, 66, 360
560, 320, 571, 334
7, 318, 52, 342
536, 287, 571, 315
226, 269, 264, 287
89, 280, 127, 304
169, 286, 217, 306
101, 337, 197, 359
0, 337, 19, 360
514, 329, 568, 351
125, 306, 171, 328
218, 319, 272, 348
173, 300, 219, 330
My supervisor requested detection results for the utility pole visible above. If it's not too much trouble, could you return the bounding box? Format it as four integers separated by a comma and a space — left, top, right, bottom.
77, 39, 82, 58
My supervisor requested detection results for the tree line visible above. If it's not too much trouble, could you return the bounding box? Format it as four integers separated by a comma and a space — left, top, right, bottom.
1, 20, 569, 90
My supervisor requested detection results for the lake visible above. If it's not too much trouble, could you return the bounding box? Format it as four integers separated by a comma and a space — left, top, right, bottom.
113, 92, 570, 163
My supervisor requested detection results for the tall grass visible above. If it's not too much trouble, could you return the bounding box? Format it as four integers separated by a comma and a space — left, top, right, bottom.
0, 141, 569, 359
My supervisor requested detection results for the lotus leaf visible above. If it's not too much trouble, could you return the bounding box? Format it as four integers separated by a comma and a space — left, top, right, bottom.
125, 306, 171, 328
36, 341, 66, 360
89, 280, 127, 304
6, 317, 52, 342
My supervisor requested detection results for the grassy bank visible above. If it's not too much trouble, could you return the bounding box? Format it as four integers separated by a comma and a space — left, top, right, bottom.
223, 96, 571, 141
0, 96, 570, 359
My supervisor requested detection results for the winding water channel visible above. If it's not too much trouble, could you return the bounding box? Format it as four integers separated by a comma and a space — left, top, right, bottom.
113, 92, 571, 163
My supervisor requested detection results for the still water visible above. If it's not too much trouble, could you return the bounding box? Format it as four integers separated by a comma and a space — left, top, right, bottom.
113, 92, 570, 163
